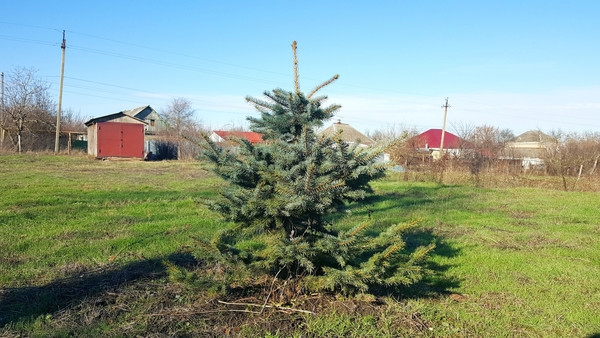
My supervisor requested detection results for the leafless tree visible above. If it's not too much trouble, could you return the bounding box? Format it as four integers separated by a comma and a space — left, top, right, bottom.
451, 121, 476, 146
367, 124, 420, 179
2, 67, 55, 153
544, 130, 600, 190
160, 97, 206, 160
470, 125, 514, 159
162, 97, 197, 136
366, 123, 414, 142
61, 108, 87, 132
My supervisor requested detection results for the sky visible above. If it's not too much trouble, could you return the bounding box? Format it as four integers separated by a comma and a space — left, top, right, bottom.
2, 1, 600, 136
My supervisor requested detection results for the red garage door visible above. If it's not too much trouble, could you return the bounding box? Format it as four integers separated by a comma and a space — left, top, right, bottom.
97, 122, 145, 158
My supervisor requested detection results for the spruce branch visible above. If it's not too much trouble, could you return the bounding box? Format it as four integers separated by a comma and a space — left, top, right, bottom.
307, 74, 340, 99
347, 222, 370, 237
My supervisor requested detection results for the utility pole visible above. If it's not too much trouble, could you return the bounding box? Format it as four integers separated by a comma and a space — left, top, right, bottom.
1, 72, 4, 147
54, 30, 66, 154
437, 97, 451, 184
1, 71, 4, 107
439, 97, 450, 154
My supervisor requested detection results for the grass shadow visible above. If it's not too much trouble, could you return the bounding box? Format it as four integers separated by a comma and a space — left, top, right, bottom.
370, 226, 462, 299
351, 184, 471, 219
327, 185, 466, 299
0, 252, 198, 328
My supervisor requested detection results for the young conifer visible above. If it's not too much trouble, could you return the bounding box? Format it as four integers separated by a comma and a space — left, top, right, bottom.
199, 41, 434, 295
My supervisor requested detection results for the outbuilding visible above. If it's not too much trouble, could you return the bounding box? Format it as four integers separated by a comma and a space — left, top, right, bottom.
84, 112, 147, 159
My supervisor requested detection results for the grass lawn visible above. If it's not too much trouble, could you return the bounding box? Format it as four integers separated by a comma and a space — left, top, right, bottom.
1, 155, 599, 337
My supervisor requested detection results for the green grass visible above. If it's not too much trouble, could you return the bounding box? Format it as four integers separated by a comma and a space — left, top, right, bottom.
368, 177, 600, 336
1, 155, 600, 337
0, 155, 224, 287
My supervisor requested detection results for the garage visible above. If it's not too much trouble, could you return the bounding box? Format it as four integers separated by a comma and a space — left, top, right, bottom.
85, 112, 147, 159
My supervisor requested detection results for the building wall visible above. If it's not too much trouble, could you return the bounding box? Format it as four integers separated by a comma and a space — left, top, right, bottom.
87, 124, 98, 157
141, 110, 164, 134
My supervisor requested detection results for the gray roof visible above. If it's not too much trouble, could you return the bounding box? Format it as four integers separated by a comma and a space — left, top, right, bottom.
514, 130, 554, 143
84, 112, 146, 126
319, 120, 374, 146
123, 105, 156, 120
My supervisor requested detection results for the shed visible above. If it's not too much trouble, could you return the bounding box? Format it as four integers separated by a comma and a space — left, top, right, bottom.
84, 112, 147, 159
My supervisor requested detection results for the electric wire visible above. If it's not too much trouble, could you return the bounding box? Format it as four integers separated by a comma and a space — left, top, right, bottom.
1, 21, 597, 132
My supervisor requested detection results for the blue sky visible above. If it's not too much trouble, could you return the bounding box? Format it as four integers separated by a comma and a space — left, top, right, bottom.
2, 1, 599, 135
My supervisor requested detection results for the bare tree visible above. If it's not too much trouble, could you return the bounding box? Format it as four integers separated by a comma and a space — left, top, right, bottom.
2, 67, 55, 153
451, 121, 476, 145
470, 125, 514, 159
162, 97, 196, 136
544, 130, 600, 190
159, 97, 204, 160
60, 108, 87, 132
366, 123, 414, 143
368, 125, 420, 180
581, 131, 600, 175
451, 121, 478, 158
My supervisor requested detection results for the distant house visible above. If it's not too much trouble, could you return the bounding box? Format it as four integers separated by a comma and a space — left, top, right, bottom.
210, 130, 264, 145
504, 130, 554, 170
84, 112, 147, 159
318, 120, 374, 147
123, 105, 165, 135
318, 120, 393, 162
409, 129, 471, 159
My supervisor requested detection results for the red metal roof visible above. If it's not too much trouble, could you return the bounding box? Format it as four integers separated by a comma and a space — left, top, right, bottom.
213, 130, 264, 144
411, 129, 467, 149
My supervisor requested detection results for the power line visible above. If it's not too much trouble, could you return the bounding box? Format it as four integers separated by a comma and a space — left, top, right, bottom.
68, 30, 290, 78
2, 22, 598, 133
0, 20, 62, 32
0, 34, 58, 47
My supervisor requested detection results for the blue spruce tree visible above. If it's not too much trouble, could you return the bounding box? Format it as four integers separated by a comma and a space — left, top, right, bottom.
199, 41, 434, 295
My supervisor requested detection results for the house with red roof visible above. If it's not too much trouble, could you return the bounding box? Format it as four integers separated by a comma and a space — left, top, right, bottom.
409, 129, 472, 159
209, 130, 264, 145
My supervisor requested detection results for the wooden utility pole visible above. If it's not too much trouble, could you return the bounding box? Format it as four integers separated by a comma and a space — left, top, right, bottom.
54, 30, 66, 154
1, 71, 3, 101
437, 97, 451, 184
1, 71, 4, 147
439, 97, 450, 154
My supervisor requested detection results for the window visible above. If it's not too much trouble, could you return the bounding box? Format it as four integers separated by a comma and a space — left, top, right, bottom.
150, 119, 155, 127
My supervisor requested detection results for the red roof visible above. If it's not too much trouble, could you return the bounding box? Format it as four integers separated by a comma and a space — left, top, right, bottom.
411, 129, 468, 149
213, 130, 264, 144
